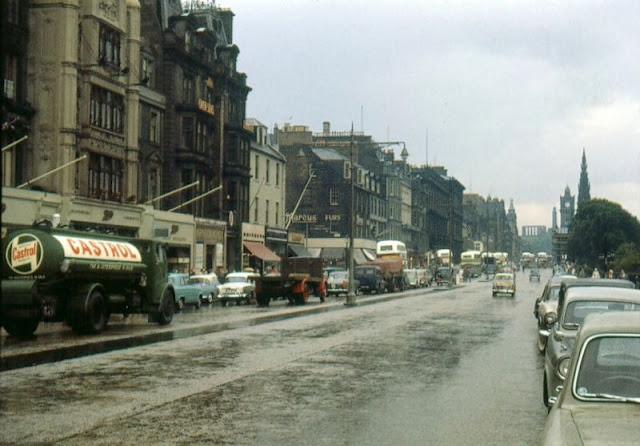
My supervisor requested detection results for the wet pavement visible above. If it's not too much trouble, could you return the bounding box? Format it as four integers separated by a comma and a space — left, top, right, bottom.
0, 274, 550, 445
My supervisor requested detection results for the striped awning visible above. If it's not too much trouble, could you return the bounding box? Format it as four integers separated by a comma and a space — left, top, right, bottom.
243, 241, 281, 262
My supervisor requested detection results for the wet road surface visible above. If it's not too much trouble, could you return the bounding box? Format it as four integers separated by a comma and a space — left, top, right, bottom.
0, 273, 549, 445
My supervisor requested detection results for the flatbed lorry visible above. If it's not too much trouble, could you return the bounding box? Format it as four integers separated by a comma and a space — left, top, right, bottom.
255, 256, 326, 306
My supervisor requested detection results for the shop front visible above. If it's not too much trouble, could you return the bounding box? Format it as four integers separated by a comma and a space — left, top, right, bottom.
141, 207, 195, 273
1, 187, 63, 236
195, 217, 226, 274
241, 222, 281, 274
265, 226, 288, 258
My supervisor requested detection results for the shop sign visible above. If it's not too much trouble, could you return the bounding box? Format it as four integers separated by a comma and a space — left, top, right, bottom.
290, 214, 317, 223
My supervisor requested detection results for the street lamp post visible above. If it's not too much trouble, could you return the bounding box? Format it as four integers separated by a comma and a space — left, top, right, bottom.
345, 125, 357, 306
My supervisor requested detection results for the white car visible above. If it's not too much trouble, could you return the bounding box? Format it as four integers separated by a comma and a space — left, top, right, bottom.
218, 272, 258, 306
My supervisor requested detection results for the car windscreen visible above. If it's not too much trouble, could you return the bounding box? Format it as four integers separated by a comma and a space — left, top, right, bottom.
564, 301, 640, 327
355, 268, 376, 276
575, 335, 640, 400
548, 287, 561, 302
226, 276, 248, 283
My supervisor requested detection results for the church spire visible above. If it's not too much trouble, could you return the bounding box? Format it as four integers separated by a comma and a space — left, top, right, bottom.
577, 148, 591, 207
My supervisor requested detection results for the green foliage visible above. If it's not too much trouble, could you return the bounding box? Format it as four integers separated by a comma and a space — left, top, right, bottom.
613, 242, 640, 273
567, 199, 640, 269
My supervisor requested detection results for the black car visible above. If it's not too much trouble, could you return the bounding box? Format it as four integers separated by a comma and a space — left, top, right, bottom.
529, 268, 541, 281
354, 265, 386, 294
435, 267, 452, 286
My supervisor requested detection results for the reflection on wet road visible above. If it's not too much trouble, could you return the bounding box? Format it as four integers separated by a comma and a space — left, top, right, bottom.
0, 275, 549, 445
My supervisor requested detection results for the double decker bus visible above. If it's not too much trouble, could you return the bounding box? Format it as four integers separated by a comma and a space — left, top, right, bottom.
460, 250, 482, 277
376, 240, 407, 260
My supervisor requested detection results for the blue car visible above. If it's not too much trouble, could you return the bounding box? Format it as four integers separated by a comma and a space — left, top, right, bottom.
168, 273, 205, 310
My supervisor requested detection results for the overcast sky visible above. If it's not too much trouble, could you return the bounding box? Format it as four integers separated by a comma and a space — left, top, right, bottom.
223, 0, 639, 229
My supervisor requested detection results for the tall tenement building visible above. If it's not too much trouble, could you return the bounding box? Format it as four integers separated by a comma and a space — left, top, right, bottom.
2, 0, 250, 273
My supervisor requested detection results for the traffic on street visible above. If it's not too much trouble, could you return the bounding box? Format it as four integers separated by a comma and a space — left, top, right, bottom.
1, 272, 551, 445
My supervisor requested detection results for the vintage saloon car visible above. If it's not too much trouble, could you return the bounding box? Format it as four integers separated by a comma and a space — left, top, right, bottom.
543, 284, 640, 407
354, 265, 385, 294
168, 273, 204, 310
535, 277, 631, 353
326, 270, 359, 297
217, 272, 258, 306
188, 273, 220, 305
538, 311, 640, 446
492, 272, 516, 296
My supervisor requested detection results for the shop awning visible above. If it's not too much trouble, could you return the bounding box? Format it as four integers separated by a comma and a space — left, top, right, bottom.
243, 241, 281, 262
321, 247, 346, 260
288, 244, 315, 257
362, 248, 377, 261
353, 249, 368, 265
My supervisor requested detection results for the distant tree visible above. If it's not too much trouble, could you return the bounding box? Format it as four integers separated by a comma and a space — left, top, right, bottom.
612, 242, 640, 274
567, 198, 640, 270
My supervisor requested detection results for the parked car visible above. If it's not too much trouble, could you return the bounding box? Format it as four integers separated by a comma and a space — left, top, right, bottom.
217, 272, 258, 306
529, 268, 541, 282
326, 270, 359, 297
188, 273, 220, 305
404, 268, 421, 288
435, 267, 452, 286
323, 266, 344, 278
543, 283, 640, 407
534, 274, 577, 352
492, 272, 516, 296
168, 272, 203, 310
417, 268, 433, 287
538, 311, 640, 446
355, 265, 385, 294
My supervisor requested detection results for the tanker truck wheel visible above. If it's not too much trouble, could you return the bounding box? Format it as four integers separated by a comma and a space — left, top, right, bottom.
156, 289, 175, 325
71, 289, 108, 335
86, 290, 108, 334
2, 318, 39, 339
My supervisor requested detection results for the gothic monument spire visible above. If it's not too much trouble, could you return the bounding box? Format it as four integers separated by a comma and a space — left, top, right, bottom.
577, 148, 591, 206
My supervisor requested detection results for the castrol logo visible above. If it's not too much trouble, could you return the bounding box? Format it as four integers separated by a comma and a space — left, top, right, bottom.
52, 235, 142, 262
6, 233, 44, 275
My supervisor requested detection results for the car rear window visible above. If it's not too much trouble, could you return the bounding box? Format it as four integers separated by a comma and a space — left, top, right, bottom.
565, 301, 640, 327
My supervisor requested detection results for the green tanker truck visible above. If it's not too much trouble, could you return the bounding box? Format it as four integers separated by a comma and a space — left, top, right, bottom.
1, 224, 176, 338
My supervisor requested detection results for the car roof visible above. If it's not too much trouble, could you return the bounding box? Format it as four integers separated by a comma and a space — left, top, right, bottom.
549, 274, 577, 284
190, 274, 218, 280
561, 277, 634, 289
578, 311, 640, 338
227, 271, 256, 277
564, 286, 640, 301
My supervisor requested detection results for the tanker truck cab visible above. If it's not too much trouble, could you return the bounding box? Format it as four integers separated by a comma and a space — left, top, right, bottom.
1, 225, 176, 338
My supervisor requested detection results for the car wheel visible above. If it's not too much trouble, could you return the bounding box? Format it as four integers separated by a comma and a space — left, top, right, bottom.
195, 299, 202, 310
2, 317, 40, 339
177, 298, 185, 312
543, 373, 550, 408
537, 335, 547, 354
